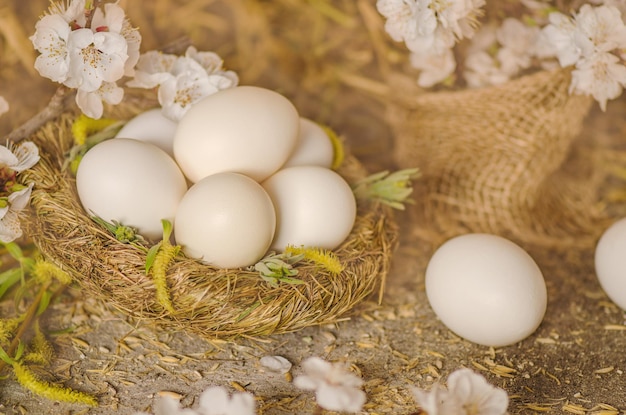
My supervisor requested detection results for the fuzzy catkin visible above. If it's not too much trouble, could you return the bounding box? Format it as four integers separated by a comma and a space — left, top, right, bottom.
12, 362, 98, 406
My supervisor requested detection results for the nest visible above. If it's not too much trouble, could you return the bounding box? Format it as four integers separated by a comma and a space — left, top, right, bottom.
21, 97, 398, 340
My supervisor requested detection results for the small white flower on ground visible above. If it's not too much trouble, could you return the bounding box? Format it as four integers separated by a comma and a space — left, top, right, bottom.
412, 368, 509, 415
196, 386, 256, 415
412, 383, 461, 415
570, 51, 626, 111
447, 368, 509, 414
0, 97, 8, 117
260, 355, 292, 374
293, 356, 366, 413
132, 395, 197, 415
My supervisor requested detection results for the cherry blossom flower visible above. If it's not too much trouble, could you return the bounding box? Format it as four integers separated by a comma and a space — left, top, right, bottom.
0, 97, 8, 116
128, 46, 238, 121
0, 184, 34, 243
76, 81, 125, 119
30, 0, 140, 119
377, 0, 485, 86
463, 51, 511, 88
495, 18, 540, 76
31, 14, 73, 83
0, 142, 40, 243
412, 368, 509, 415
196, 386, 256, 415
133, 386, 256, 415
541, 4, 626, 110
570, 51, 626, 111
293, 356, 366, 413
409, 48, 456, 87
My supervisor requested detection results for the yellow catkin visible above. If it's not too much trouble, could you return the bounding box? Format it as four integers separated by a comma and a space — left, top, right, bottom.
31, 261, 72, 286
151, 241, 179, 313
12, 362, 98, 407
0, 317, 21, 346
285, 246, 344, 275
71, 115, 118, 146
25, 322, 54, 365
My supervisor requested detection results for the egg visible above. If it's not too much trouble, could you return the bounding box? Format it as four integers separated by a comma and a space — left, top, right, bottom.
425, 234, 547, 347
115, 108, 177, 157
594, 218, 626, 310
282, 118, 334, 168
76, 138, 188, 241
262, 166, 356, 251
173, 86, 300, 183
174, 172, 276, 268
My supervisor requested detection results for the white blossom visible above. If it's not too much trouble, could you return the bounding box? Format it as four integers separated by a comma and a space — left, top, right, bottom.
128, 46, 238, 121
293, 357, 366, 413
76, 81, 124, 119
196, 386, 256, 415
64, 28, 128, 92
91, 2, 142, 77
0, 97, 8, 117
541, 4, 626, 109
376, 0, 433, 44
412, 368, 509, 415
496, 18, 540, 76
377, 0, 484, 86
0, 142, 40, 173
0, 142, 40, 243
410, 48, 456, 87
31, 0, 140, 119
31, 14, 73, 83
0, 184, 34, 243
412, 384, 461, 415
463, 51, 511, 88
570, 51, 626, 111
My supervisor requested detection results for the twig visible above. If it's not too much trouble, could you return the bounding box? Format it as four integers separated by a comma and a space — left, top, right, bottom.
6, 86, 74, 144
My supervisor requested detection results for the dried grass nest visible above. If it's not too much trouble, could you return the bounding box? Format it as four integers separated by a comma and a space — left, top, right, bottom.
22, 97, 398, 340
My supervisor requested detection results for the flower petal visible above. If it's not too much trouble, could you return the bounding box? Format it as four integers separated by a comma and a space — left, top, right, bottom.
10, 142, 40, 173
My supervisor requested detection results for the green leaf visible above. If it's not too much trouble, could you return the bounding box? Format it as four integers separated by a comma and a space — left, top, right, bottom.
4, 242, 23, 260
36, 291, 53, 316
14, 341, 25, 361
0, 345, 14, 365
145, 243, 162, 274
161, 219, 173, 241
0, 268, 22, 300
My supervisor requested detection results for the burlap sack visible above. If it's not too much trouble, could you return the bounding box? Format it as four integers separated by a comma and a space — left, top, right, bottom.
389, 67, 608, 249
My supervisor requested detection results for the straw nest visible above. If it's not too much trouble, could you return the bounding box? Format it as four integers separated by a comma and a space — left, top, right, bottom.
21, 96, 398, 340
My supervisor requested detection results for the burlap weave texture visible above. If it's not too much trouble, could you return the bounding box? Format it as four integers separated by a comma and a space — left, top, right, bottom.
391, 68, 607, 249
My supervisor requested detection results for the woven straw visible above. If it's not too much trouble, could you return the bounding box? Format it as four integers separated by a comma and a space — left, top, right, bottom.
21, 97, 397, 340
389, 67, 607, 249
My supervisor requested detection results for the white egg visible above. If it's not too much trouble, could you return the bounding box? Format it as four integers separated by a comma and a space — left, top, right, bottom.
173, 86, 300, 183
262, 166, 356, 252
282, 118, 333, 168
595, 218, 626, 310
425, 234, 547, 347
76, 138, 188, 241
174, 172, 276, 268
115, 108, 177, 157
